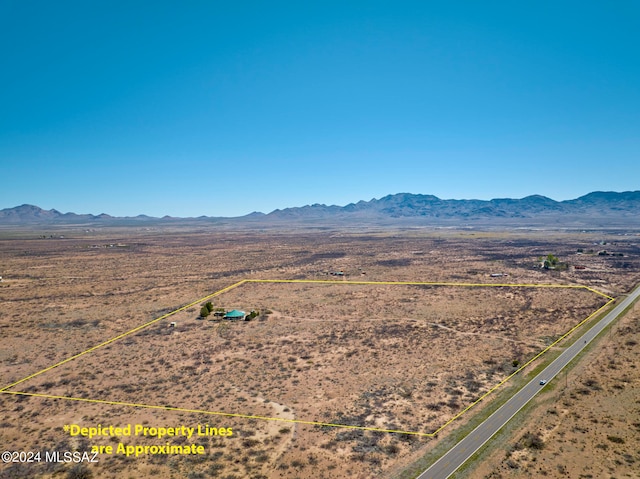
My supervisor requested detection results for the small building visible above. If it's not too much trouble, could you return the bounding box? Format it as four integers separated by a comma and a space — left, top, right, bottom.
224, 309, 246, 320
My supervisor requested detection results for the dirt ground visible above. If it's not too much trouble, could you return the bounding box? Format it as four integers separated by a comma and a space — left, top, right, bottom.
465, 300, 640, 479
1, 227, 639, 478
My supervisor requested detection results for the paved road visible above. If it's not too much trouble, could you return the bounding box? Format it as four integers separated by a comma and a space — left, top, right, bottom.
419, 284, 640, 479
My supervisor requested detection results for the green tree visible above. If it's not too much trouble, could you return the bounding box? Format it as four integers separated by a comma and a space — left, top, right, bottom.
205, 301, 214, 312
543, 254, 559, 269
200, 306, 210, 318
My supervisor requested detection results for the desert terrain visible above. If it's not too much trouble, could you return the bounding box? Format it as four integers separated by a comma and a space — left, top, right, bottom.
462, 299, 640, 479
1, 227, 639, 479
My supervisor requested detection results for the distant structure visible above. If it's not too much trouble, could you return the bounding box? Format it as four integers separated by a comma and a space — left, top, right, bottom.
224, 309, 246, 320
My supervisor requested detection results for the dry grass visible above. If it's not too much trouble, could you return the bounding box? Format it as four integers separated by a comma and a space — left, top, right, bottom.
466, 301, 640, 479
1, 228, 639, 478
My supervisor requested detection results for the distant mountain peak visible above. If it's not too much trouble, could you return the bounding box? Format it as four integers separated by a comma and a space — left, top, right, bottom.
263, 191, 640, 226
1, 191, 639, 227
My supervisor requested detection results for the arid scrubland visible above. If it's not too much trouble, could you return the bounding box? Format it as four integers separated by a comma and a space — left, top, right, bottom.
466, 300, 640, 479
1, 228, 639, 478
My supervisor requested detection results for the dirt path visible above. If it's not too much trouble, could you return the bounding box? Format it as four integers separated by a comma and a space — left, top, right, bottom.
426, 321, 537, 346
245, 393, 296, 473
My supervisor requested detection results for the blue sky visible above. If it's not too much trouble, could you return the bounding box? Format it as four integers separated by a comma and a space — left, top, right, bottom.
1, 1, 639, 217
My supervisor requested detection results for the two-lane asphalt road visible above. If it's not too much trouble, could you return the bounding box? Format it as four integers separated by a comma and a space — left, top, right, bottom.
419, 284, 640, 479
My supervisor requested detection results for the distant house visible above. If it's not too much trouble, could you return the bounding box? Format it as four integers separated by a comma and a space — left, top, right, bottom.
224, 309, 246, 320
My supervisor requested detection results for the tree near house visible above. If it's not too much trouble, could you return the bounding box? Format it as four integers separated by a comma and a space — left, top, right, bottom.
541, 254, 568, 271
199, 301, 215, 318
544, 254, 559, 269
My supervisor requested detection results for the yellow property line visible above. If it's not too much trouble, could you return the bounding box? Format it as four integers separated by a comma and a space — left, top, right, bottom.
0, 278, 614, 436
245, 279, 614, 299
0, 280, 248, 392
430, 297, 615, 435
0, 390, 431, 437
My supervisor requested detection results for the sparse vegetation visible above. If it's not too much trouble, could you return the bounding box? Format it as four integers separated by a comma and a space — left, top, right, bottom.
540, 253, 569, 271
66, 464, 93, 479
468, 298, 640, 479
2, 229, 638, 479
520, 431, 545, 450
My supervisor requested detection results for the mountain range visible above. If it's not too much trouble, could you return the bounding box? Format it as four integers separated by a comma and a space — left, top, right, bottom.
1, 191, 639, 228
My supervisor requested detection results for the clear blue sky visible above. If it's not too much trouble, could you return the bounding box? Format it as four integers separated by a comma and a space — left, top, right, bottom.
1, 1, 639, 217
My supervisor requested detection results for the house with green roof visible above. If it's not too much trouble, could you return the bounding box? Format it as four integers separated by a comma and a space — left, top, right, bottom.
224, 309, 246, 320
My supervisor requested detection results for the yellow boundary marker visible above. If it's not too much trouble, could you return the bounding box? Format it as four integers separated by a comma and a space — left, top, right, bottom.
0, 279, 614, 437
430, 297, 614, 436
0, 280, 248, 393
0, 390, 429, 436
247, 279, 614, 296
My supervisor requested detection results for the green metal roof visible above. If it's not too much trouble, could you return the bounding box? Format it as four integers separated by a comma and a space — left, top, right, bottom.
224, 309, 245, 318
